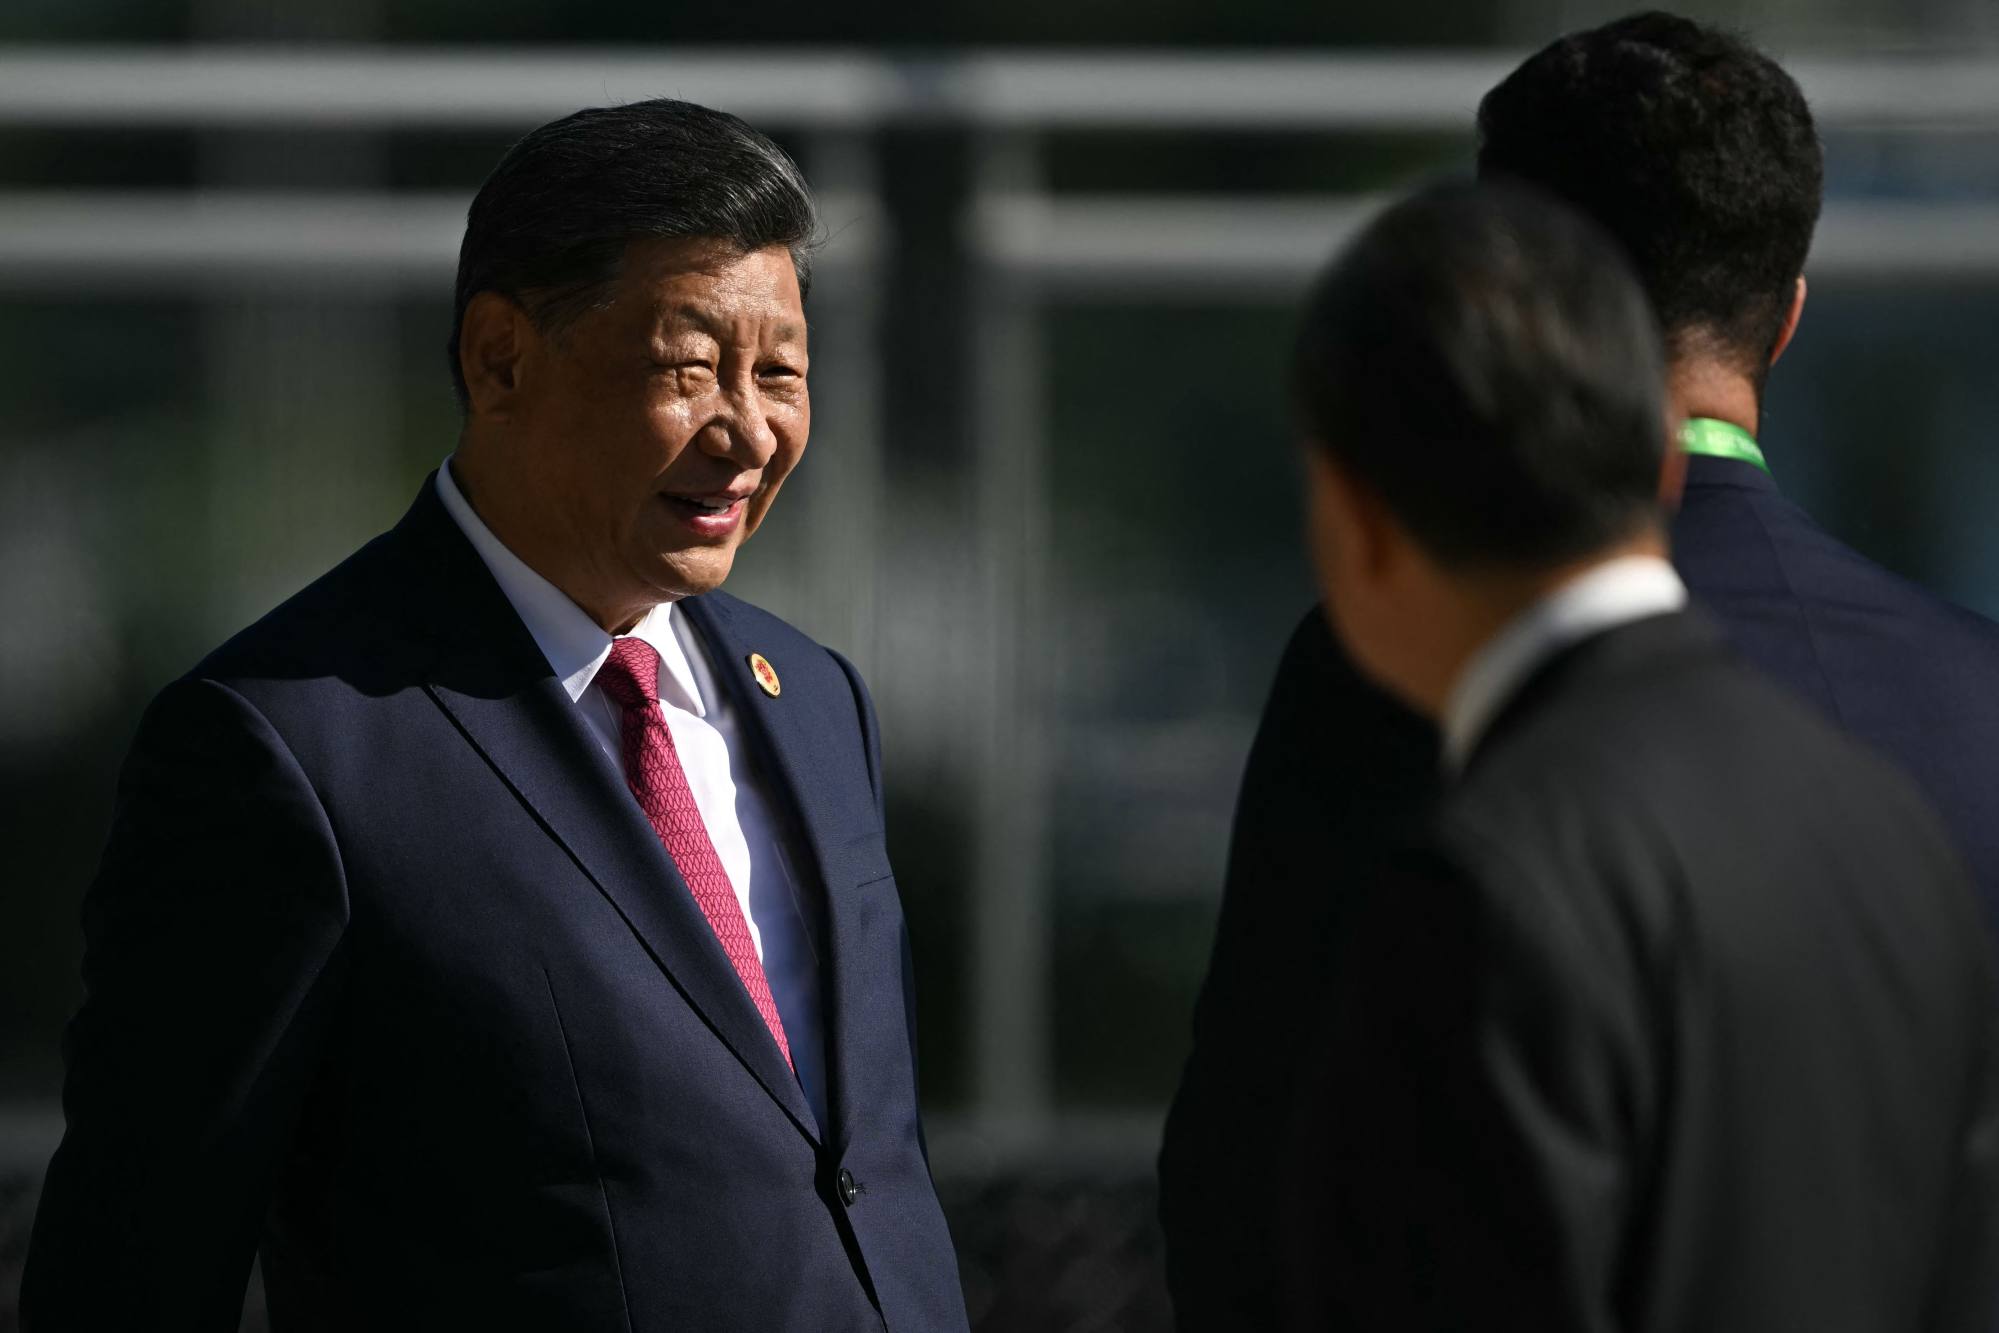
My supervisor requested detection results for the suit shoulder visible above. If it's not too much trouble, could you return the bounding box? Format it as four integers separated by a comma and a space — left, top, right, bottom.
1793, 517, 1999, 694
1705, 484, 1999, 648
700, 590, 824, 649
1438, 657, 1982, 1004
187, 523, 416, 690
699, 591, 858, 679
1449, 653, 1965, 897
695, 590, 876, 716
1808, 521, 1999, 650
1930, 591, 1999, 656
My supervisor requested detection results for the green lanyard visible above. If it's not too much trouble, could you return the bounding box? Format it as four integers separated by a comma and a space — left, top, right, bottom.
1679, 417, 1769, 474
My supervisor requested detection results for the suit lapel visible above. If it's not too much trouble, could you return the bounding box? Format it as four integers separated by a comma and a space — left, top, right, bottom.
396, 481, 819, 1142
682, 595, 880, 1154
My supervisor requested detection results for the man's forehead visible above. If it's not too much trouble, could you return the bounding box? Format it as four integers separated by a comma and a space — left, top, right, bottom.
609, 237, 804, 337
653, 300, 806, 342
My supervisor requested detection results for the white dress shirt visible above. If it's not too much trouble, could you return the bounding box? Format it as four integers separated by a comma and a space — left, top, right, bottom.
1442, 555, 1688, 772
436, 460, 828, 1126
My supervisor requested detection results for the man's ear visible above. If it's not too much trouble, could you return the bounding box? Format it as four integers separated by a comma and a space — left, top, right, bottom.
1769, 275, 1807, 367
1308, 449, 1397, 582
1333, 458, 1398, 578
458, 292, 534, 418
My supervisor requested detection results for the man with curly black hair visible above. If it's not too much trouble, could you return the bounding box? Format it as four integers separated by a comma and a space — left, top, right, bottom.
1480, 10, 1823, 394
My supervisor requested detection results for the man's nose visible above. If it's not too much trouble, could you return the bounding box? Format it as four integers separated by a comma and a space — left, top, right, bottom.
700, 380, 778, 467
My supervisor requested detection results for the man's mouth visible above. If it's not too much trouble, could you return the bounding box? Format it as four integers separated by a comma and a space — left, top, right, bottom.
660, 487, 753, 536
669, 495, 741, 515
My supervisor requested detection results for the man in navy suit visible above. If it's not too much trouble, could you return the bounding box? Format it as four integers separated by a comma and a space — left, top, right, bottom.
24, 98, 969, 1331
1161, 14, 1999, 1327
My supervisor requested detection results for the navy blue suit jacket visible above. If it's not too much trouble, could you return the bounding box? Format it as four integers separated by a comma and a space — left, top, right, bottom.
1673, 452, 1999, 918
23, 478, 968, 1332
1162, 453, 1999, 1328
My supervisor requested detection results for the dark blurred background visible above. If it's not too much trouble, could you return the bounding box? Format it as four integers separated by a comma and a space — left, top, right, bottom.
4, 0, 1999, 1328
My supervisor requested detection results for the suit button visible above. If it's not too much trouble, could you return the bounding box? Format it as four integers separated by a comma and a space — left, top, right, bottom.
837, 1167, 860, 1206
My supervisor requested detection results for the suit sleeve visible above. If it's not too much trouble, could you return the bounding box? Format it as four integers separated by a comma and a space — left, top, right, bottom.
22, 677, 351, 1331
1159, 608, 1440, 1330
1277, 834, 1647, 1333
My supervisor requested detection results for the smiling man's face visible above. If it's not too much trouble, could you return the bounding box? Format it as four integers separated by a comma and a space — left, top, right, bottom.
503, 235, 810, 621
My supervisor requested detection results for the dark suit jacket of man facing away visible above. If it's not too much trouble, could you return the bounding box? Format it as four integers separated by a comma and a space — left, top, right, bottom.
23, 478, 969, 1332
1279, 611, 1999, 1332
1161, 452, 1999, 1328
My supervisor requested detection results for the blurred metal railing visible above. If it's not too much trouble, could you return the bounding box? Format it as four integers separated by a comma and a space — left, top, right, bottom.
5, 48, 1999, 128
7, 189, 1999, 293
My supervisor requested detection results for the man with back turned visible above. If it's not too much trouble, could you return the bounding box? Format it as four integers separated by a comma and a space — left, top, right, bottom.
1162, 15, 1999, 1325
24, 98, 968, 1330
1278, 179, 1998, 1331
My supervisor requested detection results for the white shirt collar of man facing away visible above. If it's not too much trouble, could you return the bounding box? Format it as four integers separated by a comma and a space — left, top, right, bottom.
1441, 555, 1686, 772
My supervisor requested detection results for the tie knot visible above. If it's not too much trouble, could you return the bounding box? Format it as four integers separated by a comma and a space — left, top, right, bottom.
598, 636, 663, 710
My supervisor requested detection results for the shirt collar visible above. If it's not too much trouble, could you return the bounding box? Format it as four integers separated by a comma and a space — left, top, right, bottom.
434, 459, 707, 717
1441, 554, 1686, 773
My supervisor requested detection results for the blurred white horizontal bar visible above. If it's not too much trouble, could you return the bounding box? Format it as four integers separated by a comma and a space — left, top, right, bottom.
1, 47, 1998, 130
0, 48, 904, 129
0, 190, 466, 292
974, 193, 1999, 294
0, 189, 1991, 294
0, 189, 880, 293
951, 53, 1508, 130
965, 53, 1999, 130
1811, 201, 1999, 276
973, 193, 1387, 294
1786, 57, 1999, 127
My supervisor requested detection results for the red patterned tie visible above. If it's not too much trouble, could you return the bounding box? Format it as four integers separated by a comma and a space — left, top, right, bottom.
596, 636, 793, 1070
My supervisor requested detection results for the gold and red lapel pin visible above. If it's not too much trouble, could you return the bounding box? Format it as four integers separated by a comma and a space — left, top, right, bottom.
747, 652, 781, 698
